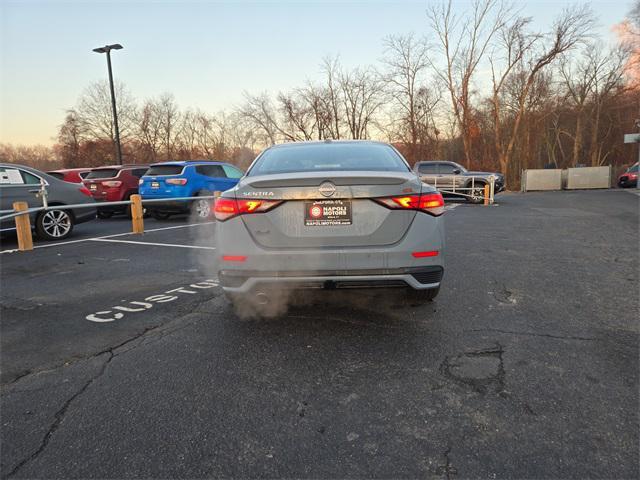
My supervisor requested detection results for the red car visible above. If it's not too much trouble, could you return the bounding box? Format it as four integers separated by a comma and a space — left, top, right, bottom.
83, 165, 149, 218
46, 168, 92, 183
617, 162, 638, 188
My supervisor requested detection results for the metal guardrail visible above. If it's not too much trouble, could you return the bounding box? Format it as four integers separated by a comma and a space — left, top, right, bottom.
1, 181, 221, 252
429, 175, 496, 205
0, 196, 219, 222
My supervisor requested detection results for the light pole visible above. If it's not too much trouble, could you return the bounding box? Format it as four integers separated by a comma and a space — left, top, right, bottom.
93, 43, 123, 165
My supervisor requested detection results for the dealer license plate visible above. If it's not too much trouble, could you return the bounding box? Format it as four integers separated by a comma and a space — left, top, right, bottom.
304, 199, 352, 226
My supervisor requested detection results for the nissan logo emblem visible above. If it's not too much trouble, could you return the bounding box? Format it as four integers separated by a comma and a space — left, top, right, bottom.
319, 182, 336, 197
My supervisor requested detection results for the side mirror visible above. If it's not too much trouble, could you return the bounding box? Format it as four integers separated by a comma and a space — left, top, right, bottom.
453, 169, 461, 174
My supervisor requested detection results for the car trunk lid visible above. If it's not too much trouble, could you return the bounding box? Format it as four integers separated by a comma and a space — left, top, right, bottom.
235, 171, 421, 248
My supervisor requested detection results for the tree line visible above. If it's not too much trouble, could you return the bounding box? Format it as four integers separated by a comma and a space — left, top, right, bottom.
2, 0, 638, 188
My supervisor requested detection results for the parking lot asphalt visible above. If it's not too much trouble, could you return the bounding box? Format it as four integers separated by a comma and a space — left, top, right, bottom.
1, 190, 638, 479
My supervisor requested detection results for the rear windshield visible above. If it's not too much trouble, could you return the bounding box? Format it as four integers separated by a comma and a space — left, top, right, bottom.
85, 169, 119, 179
145, 165, 184, 176
248, 143, 410, 176
47, 172, 64, 180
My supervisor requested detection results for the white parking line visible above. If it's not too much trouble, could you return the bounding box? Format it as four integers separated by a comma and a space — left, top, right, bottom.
0, 222, 216, 254
90, 238, 216, 250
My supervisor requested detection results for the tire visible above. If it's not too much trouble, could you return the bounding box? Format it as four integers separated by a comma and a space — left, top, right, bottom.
191, 192, 213, 220
151, 211, 172, 220
405, 286, 440, 303
35, 208, 74, 241
467, 182, 486, 204
97, 211, 113, 219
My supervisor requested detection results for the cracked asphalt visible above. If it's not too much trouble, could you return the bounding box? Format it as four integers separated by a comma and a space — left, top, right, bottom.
1, 190, 638, 479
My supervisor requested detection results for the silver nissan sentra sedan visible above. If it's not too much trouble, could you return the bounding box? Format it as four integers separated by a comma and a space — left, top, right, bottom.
215, 140, 445, 314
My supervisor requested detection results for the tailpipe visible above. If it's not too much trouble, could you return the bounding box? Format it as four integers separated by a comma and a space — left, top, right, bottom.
255, 291, 269, 306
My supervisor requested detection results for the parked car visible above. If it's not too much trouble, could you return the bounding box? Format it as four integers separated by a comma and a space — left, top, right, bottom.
0, 163, 96, 240
617, 162, 638, 188
139, 161, 244, 219
413, 160, 505, 203
215, 140, 445, 317
46, 168, 92, 183
82, 165, 148, 218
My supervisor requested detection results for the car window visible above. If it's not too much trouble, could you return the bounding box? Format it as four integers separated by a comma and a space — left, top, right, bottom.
21, 170, 42, 184
131, 168, 148, 178
222, 165, 244, 178
85, 169, 119, 179
0, 167, 26, 185
438, 164, 458, 174
79, 171, 90, 179
48, 172, 65, 180
628, 164, 638, 173
248, 143, 410, 176
145, 165, 184, 176
418, 163, 438, 174
196, 165, 226, 178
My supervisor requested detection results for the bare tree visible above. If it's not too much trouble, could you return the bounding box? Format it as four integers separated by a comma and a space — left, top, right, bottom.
76, 80, 137, 143
429, 0, 507, 168
136, 99, 163, 162
239, 92, 288, 144
339, 66, 384, 139
56, 110, 85, 167
383, 34, 440, 162
489, 6, 593, 182
559, 50, 596, 166
585, 46, 628, 165
155, 93, 180, 160
277, 91, 316, 140
320, 56, 344, 139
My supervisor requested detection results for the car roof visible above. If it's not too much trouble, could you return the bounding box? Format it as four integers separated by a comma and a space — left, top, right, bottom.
148, 160, 227, 167
47, 168, 91, 173
268, 140, 388, 150
91, 164, 148, 170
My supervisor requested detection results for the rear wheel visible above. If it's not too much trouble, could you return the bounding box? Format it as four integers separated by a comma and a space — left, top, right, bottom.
36, 209, 74, 241
468, 182, 486, 204
405, 286, 439, 304
192, 192, 213, 220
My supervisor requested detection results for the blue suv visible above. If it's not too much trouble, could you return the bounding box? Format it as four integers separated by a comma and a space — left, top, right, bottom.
139, 161, 244, 219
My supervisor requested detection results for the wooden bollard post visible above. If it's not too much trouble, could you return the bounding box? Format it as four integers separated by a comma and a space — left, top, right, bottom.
13, 202, 33, 251
483, 184, 490, 206
130, 194, 144, 234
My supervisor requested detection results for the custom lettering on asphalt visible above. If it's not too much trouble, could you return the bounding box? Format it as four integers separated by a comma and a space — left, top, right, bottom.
85, 279, 218, 323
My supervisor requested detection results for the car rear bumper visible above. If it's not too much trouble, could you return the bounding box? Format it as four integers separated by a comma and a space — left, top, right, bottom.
618, 177, 637, 188
219, 266, 443, 293
217, 210, 445, 293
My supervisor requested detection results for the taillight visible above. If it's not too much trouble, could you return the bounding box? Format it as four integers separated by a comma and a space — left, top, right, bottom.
222, 255, 247, 262
79, 186, 92, 197
166, 178, 188, 185
214, 198, 282, 221
102, 180, 122, 188
374, 192, 444, 216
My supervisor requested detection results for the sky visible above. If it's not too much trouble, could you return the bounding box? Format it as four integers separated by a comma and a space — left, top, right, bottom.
0, 0, 631, 146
